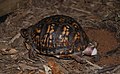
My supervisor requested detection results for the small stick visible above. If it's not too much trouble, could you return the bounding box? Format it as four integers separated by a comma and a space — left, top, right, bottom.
106, 45, 120, 56
85, 59, 103, 69
62, 5, 92, 15
8, 33, 21, 44
111, 65, 120, 73
97, 64, 120, 73
69, 7, 92, 15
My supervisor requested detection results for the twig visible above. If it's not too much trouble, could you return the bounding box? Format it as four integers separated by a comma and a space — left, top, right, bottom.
43, 65, 52, 74
0, 40, 7, 43
70, 7, 92, 15
62, 5, 92, 15
105, 45, 120, 56
85, 59, 103, 69
111, 65, 120, 73
8, 33, 21, 44
97, 64, 120, 73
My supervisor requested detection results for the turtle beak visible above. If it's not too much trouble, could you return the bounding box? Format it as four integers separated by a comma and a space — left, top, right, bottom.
82, 41, 98, 56
91, 48, 97, 56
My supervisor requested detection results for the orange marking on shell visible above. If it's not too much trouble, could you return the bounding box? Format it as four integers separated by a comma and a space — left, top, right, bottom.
66, 25, 70, 28
59, 18, 65, 22
36, 28, 41, 33
46, 18, 52, 23
35, 35, 40, 43
51, 23, 55, 26
51, 25, 54, 29
60, 50, 64, 54
47, 24, 55, 33
49, 40, 52, 43
50, 29, 54, 33
49, 43, 53, 48
47, 25, 51, 33
50, 51, 54, 54
62, 31, 66, 35
48, 34, 53, 48
77, 32, 80, 39
42, 44, 45, 47
64, 42, 69, 46
72, 22, 78, 28
63, 26, 67, 31
43, 34, 48, 45
62, 26, 69, 35
74, 34, 78, 40
35, 35, 39, 38
65, 37, 68, 41
66, 31, 69, 36
61, 38, 64, 43
61, 37, 68, 46
77, 47, 81, 51
74, 32, 80, 41
46, 34, 52, 47
49, 34, 53, 39
57, 44, 60, 47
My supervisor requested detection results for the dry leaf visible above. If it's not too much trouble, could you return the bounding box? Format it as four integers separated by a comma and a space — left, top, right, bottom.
48, 58, 61, 74
43, 65, 52, 74
1, 48, 18, 54
18, 63, 38, 71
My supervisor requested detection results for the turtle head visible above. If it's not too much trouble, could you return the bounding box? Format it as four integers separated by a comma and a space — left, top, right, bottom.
82, 41, 98, 56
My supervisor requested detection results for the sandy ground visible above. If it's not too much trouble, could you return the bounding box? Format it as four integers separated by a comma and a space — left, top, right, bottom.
0, 0, 120, 74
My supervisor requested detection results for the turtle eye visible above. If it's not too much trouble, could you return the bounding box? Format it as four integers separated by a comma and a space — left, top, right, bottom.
88, 41, 98, 48
20, 29, 28, 38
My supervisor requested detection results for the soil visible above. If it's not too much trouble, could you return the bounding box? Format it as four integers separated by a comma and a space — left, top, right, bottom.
0, 0, 120, 74
85, 28, 119, 66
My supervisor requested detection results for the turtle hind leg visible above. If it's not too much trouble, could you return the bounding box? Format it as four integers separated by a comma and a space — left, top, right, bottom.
24, 42, 44, 61
24, 42, 37, 59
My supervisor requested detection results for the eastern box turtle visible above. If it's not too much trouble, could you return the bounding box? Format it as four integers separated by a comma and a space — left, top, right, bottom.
20, 15, 98, 62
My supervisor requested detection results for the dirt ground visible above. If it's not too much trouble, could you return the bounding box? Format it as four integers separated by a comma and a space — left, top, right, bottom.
0, 0, 120, 74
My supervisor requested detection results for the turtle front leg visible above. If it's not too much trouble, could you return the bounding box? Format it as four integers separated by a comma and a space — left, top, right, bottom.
24, 42, 39, 60
71, 52, 87, 63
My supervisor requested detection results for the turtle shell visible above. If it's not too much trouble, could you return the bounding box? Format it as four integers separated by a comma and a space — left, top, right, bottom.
21, 15, 90, 58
